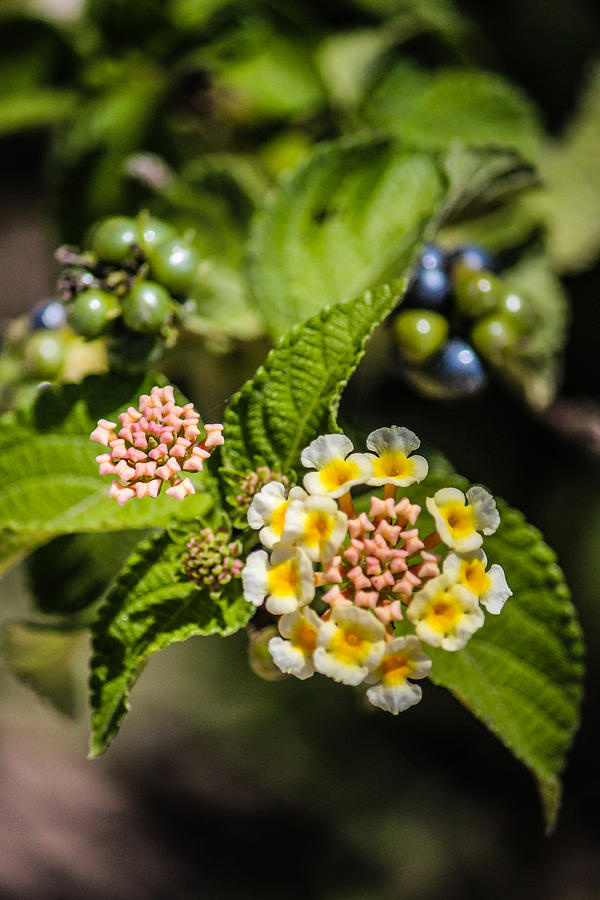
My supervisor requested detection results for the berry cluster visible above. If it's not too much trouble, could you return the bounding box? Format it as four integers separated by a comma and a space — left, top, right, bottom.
0, 297, 105, 410
392, 243, 537, 399
57, 211, 204, 370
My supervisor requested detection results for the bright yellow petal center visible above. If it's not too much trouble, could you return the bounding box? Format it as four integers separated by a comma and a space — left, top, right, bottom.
379, 653, 414, 685
424, 590, 464, 634
372, 451, 413, 480
291, 620, 318, 655
320, 458, 359, 491
330, 626, 371, 666
304, 510, 333, 546
270, 500, 289, 536
268, 558, 299, 597
439, 500, 475, 538
460, 559, 490, 596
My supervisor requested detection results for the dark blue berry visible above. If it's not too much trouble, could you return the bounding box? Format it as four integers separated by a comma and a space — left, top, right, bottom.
420, 242, 448, 271
408, 266, 451, 310
29, 299, 67, 331
432, 338, 487, 397
451, 244, 499, 273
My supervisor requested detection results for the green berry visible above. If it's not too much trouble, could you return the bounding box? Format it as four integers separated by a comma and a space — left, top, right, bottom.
137, 214, 178, 256
24, 332, 66, 379
67, 289, 120, 338
149, 238, 202, 296
495, 290, 535, 334
91, 216, 141, 263
121, 280, 173, 333
471, 313, 521, 358
393, 309, 449, 363
453, 262, 504, 318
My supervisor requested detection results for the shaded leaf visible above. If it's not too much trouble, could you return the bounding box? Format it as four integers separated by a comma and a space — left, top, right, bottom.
27, 530, 152, 616
399, 469, 583, 829
89, 526, 252, 755
363, 64, 544, 160
2, 621, 85, 718
248, 137, 446, 337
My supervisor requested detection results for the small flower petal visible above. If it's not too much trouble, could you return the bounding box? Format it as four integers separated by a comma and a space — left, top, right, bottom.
313, 606, 385, 686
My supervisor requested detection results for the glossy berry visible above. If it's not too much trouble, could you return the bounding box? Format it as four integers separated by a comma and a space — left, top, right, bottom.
420, 242, 448, 271
149, 238, 202, 296
137, 215, 178, 256
121, 281, 173, 333
495, 290, 534, 334
91, 216, 141, 263
451, 243, 499, 273
67, 289, 120, 338
453, 263, 504, 318
393, 309, 449, 363
431, 338, 487, 397
407, 266, 450, 310
471, 313, 520, 358
29, 299, 67, 331
24, 332, 66, 379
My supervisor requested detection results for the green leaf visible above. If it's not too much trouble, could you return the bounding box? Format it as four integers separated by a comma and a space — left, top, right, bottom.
2, 621, 85, 718
400, 469, 583, 829
362, 64, 544, 160
203, 17, 324, 122
534, 60, 600, 273
222, 281, 408, 479
89, 526, 252, 756
0, 373, 214, 575
26, 530, 152, 616
0, 88, 77, 134
248, 137, 446, 337
498, 253, 569, 410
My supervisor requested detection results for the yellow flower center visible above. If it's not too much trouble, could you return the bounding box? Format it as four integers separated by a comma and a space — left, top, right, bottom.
379, 653, 414, 685
320, 458, 359, 491
460, 559, 490, 597
424, 590, 464, 633
372, 451, 413, 480
330, 626, 370, 666
268, 558, 299, 597
304, 510, 333, 546
440, 500, 475, 538
270, 500, 289, 536
291, 620, 318, 655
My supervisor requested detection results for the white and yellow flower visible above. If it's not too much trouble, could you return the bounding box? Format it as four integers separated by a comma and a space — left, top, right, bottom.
406, 573, 484, 651
365, 426, 428, 487
241, 545, 315, 615
313, 606, 386, 686
365, 636, 431, 714
425, 485, 500, 553
247, 482, 307, 549
281, 494, 348, 563
268, 608, 323, 680
443, 550, 512, 615
301, 434, 373, 499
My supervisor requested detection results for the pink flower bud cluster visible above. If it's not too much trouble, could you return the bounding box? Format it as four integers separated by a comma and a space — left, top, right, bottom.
91, 385, 224, 505
183, 527, 243, 590
316, 496, 441, 626
235, 466, 289, 514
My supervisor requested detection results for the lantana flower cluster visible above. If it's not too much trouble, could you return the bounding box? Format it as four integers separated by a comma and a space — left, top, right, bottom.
241, 426, 511, 715
91, 384, 224, 504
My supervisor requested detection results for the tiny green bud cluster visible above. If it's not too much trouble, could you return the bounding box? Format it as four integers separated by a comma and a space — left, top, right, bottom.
183, 527, 243, 590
